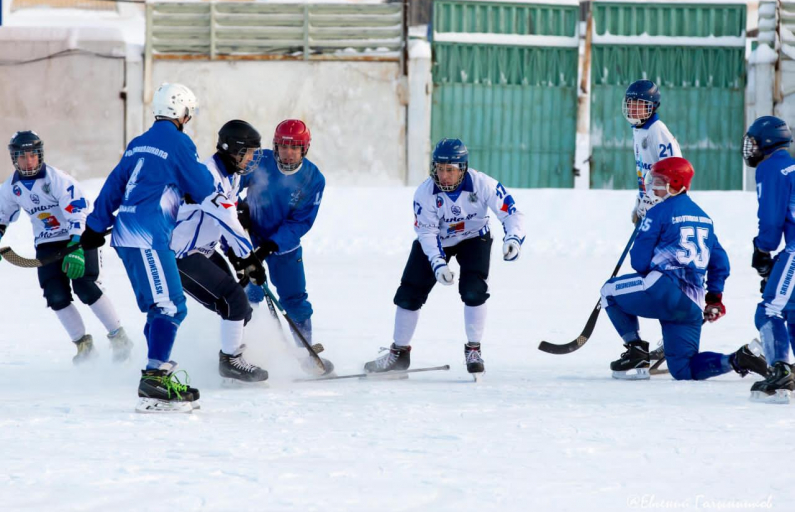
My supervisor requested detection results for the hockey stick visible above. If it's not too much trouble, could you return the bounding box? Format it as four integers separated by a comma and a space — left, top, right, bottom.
0, 229, 112, 268
538, 223, 642, 354
294, 365, 450, 382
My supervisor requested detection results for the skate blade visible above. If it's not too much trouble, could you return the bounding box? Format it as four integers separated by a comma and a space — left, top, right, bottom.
220, 377, 270, 388
471, 372, 484, 383
135, 398, 194, 414
750, 389, 792, 404
649, 368, 670, 376
612, 368, 650, 380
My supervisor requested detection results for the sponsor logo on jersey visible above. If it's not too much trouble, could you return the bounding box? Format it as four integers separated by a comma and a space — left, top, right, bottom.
447, 221, 465, 234
436, 196, 444, 208
289, 190, 303, 208
30, 193, 40, 205
119, 205, 137, 213
27, 204, 55, 215
124, 146, 169, 160
500, 195, 517, 215
468, 193, 478, 203
781, 164, 795, 176
37, 212, 61, 231
12, 185, 21, 197
451, 205, 462, 216
36, 229, 68, 241
65, 198, 87, 213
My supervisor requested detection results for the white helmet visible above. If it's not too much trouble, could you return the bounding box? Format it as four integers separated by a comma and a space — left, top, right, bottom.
152, 83, 197, 120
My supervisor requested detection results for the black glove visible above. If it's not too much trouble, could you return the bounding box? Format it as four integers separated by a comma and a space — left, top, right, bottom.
80, 226, 107, 250
751, 239, 773, 278
237, 200, 251, 231
254, 239, 279, 259
240, 252, 266, 286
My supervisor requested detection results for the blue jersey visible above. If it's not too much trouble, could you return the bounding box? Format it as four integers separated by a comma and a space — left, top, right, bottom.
631, 193, 730, 306
754, 149, 795, 253
86, 121, 215, 250
239, 149, 324, 253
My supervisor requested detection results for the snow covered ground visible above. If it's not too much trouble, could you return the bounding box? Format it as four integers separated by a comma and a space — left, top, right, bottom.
0, 183, 791, 511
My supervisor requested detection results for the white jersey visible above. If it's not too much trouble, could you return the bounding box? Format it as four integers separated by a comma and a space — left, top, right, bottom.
633, 114, 682, 196
413, 168, 525, 263
169, 155, 253, 259
0, 164, 89, 246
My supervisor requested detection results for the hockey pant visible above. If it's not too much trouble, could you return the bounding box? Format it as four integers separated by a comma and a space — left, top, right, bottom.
36, 240, 103, 311
178, 251, 252, 324
756, 250, 795, 364
601, 271, 731, 380
247, 246, 313, 323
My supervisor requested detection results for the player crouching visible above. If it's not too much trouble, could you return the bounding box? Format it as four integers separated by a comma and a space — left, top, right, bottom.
600, 157, 768, 381
363, 138, 525, 381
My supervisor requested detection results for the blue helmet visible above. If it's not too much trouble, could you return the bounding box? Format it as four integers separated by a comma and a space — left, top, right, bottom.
431, 138, 468, 191
622, 79, 661, 127
743, 116, 793, 168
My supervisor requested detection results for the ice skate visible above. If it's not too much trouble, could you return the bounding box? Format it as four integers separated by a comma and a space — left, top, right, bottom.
750, 361, 795, 404
465, 342, 485, 382
219, 346, 269, 384
610, 340, 650, 380
72, 334, 98, 365
363, 343, 411, 378
729, 342, 769, 378
136, 362, 199, 413
107, 327, 133, 363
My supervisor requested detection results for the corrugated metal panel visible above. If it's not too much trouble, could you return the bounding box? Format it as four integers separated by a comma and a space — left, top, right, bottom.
433, 0, 578, 37
432, 43, 577, 188
589, 1, 746, 191
593, 2, 746, 37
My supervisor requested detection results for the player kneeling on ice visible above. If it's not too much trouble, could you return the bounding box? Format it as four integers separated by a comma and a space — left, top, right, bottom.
363, 138, 525, 378
0, 131, 132, 363
600, 157, 767, 381
743, 116, 795, 402
170, 120, 268, 384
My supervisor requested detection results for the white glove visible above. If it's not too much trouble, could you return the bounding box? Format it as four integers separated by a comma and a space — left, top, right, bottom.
431, 258, 455, 286
636, 193, 662, 219
502, 237, 521, 262
631, 196, 641, 224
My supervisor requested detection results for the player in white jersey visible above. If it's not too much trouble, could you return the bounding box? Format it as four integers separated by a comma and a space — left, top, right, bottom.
623, 79, 682, 223
170, 120, 268, 383
0, 131, 132, 363
363, 138, 525, 378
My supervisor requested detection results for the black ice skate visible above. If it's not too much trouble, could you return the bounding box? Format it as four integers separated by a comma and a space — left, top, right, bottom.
136, 362, 199, 413
72, 334, 97, 365
729, 344, 769, 378
610, 340, 650, 380
364, 343, 411, 374
219, 347, 269, 383
750, 361, 795, 404
107, 327, 133, 363
465, 342, 485, 381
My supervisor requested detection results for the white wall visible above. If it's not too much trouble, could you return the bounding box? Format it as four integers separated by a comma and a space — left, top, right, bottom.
149, 60, 408, 185
0, 27, 128, 181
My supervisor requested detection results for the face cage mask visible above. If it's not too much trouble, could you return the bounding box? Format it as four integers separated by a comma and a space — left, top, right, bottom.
431, 162, 466, 192
234, 147, 262, 175
622, 97, 654, 127
743, 135, 764, 168
274, 142, 307, 174
11, 148, 44, 177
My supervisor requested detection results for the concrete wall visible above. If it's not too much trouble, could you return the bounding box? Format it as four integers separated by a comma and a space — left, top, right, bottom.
149, 60, 408, 185
0, 27, 128, 181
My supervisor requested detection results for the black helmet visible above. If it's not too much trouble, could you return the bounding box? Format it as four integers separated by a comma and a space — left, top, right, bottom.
216, 120, 262, 175
9, 130, 44, 177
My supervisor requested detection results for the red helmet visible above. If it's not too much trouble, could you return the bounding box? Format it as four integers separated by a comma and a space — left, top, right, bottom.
646, 157, 694, 196
273, 119, 310, 173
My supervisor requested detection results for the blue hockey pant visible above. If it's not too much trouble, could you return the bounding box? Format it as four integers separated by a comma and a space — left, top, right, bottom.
246, 246, 313, 323
756, 250, 795, 364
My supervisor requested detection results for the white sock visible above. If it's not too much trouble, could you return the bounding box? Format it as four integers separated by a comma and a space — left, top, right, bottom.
393, 306, 420, 347
88, 294, 122, 333
221, 319, 245, 355
464, 304, 487, 343
55, 304, 86, 342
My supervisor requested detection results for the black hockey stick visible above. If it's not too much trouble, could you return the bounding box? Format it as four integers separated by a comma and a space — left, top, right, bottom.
0, 229, 112, 268
294, 365, 450, 382
538, 223, 642, 354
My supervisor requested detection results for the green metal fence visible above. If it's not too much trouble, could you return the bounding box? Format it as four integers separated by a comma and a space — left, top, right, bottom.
431, 0, 579, 188
589, 1, 747, 191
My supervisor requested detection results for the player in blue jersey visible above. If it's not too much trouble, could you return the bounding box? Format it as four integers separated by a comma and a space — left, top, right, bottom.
600, 157, 767, 381
237, 119, 332, 375
743, 115, 795, 402
80, 83, 248, 412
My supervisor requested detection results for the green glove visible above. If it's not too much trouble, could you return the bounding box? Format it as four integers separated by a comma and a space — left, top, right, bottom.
62, 239, 85, 280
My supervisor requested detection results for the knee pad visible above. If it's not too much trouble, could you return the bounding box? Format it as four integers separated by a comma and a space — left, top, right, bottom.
72, 280, 103, 306
666, 357, 693, 381
461, 290, 488, 307
43, 282, 72, 311
218, 281, 251, 322
394, 285, 427, 311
